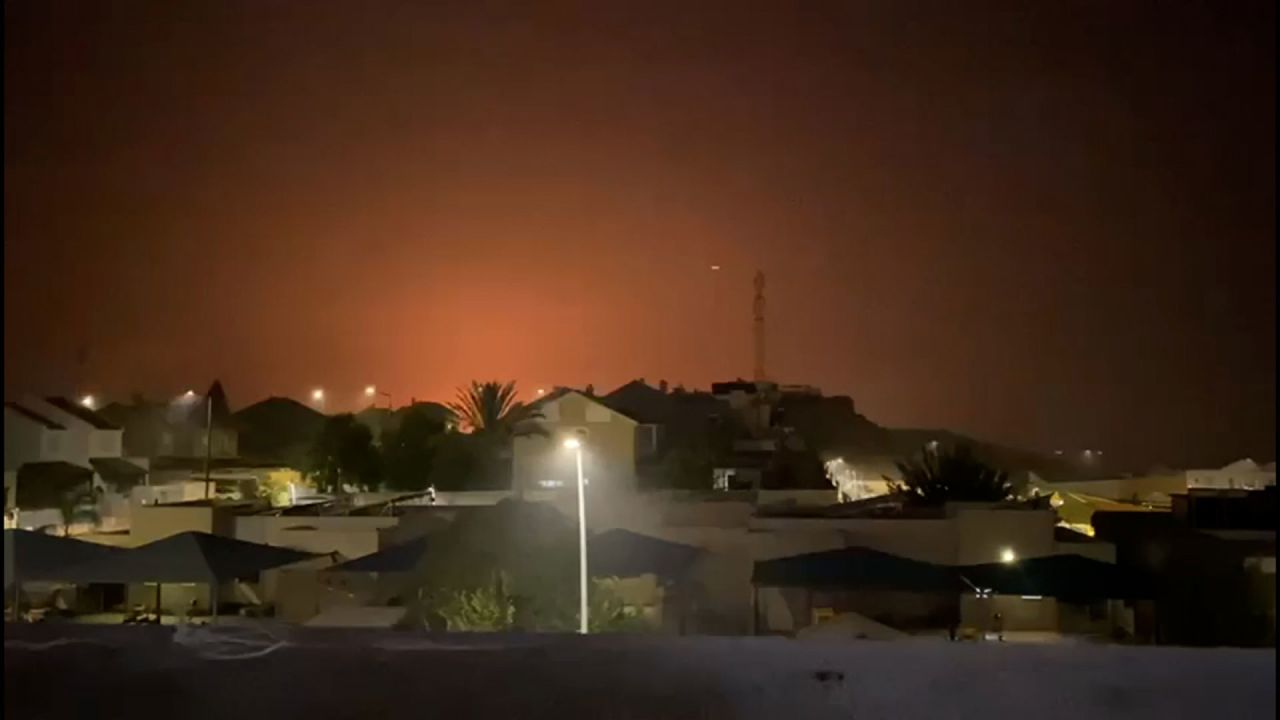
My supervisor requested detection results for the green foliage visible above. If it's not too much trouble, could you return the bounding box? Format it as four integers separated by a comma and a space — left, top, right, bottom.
308, 414, 382, 493
438, 583, 516, 631
889, 444, 1014, 505
405, 501, 654, 633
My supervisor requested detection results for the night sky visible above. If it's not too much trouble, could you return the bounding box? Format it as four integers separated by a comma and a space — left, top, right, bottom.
5, 1, 1275, 470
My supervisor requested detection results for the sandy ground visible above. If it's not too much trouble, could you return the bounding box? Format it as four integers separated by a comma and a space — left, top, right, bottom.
5, 623, 1276, 719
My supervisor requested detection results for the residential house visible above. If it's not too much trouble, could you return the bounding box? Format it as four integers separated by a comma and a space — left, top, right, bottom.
4, 398, 145, 533
233, 396, 325, 470
97, 382, 238, 461
514, 388, 639, 493
599, 380, 733, 488
1185, 458, 1276, 491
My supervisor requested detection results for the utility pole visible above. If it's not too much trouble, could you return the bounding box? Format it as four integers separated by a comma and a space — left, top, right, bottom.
752, 270, 767, 382
202, 395, 213, 499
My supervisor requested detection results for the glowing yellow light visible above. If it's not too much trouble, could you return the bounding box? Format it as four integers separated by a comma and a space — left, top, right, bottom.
80, 395, 96, 409
1000, 547, 1017, 564
563, 437, 581, 450
364, 385, 376, 397
311, 388, 325, 401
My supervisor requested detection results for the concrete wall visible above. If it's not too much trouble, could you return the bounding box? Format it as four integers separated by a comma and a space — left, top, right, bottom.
953, 507, 1057, 565
1187, 468, 1276, 491
514, 392, 637, 492
129, 501, 234, 544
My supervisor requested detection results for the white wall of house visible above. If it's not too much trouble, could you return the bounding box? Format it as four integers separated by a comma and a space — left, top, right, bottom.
21, 397, 124, 467
514, 391, 638, 493
3, 406, 70, 470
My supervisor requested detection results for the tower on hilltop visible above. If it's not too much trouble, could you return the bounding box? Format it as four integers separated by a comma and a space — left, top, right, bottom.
753, 270, 766, 382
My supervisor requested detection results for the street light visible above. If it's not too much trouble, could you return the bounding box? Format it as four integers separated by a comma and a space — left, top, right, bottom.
563, 436, 588, 634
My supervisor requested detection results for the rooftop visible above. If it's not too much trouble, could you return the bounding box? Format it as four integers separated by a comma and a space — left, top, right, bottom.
4, 401, 65, 430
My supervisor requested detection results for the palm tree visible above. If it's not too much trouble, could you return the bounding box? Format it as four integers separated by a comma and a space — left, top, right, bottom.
57, 488, 100, 537
888, 444, 1013, 505
447, 381, 543, 438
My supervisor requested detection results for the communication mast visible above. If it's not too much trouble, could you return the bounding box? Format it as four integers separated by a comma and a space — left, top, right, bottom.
753, 270, 766, 381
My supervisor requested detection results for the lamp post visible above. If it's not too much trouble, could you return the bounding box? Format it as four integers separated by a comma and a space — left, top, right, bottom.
175, 390, 213, 499
563, 436, 588, 634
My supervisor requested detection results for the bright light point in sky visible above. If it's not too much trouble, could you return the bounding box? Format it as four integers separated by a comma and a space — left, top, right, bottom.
311, 388, 325, 401
1000, 547, 1017, 564
710, 265, 721, 271
537, 388, 546, 396
364, 385, 376, 397
79, 394, 95, 409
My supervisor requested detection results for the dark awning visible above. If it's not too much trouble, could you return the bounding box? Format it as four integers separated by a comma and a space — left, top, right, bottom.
959, 554, 1151, 601
327, 537, 429, 573
58, 531, 315, 584
4, 529, 127, 584
588, 529, 702, 582
752, 546, 964, 592
89, 457, 148, 491
15, 462, 95, 509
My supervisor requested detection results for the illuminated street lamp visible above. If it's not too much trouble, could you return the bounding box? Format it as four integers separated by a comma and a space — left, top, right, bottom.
563, 436, 588, 634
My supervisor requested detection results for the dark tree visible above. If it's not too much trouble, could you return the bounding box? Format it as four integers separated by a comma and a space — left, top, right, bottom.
447, 381, 543, 438
889, 444, 1013, 505
309, 414, 382, 493
382, 407, 448, 491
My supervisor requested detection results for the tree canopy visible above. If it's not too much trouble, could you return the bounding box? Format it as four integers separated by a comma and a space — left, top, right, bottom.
402, 500, 649, 632
889, 444, 1014, 505
381, 407, 449, 491
308, 414, 382, 493
447, 381, 542, 438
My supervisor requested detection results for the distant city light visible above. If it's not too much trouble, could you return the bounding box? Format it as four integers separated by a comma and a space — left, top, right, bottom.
311, 388, 325, 401
1000, 547, 1017, 564
364, 385, 376, 397
79, 395, 96, 409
